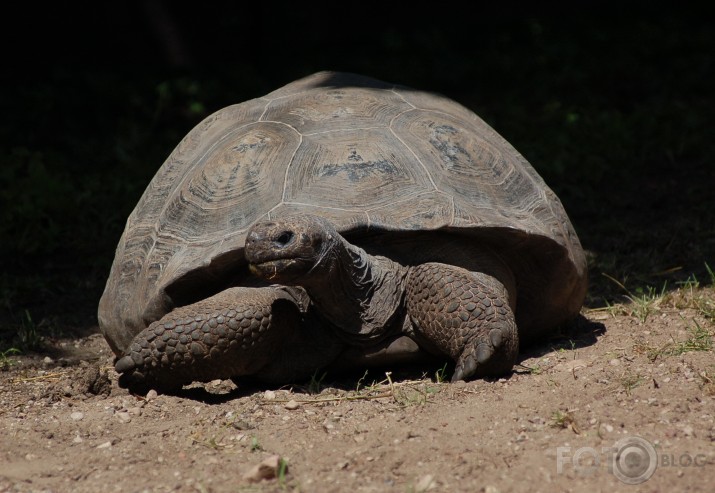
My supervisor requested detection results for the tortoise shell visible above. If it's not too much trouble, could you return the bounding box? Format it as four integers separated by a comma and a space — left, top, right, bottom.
99, 71, 587, 355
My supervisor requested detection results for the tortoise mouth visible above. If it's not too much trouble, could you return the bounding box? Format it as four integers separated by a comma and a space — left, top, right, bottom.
248, 258, 314, 283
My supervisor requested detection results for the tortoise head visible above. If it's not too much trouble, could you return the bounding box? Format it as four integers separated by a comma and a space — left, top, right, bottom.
245, 215, 341, 284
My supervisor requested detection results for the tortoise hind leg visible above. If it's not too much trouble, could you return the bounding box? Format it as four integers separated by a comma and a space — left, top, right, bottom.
115, 286, 340, 392
404, 263, 519, 382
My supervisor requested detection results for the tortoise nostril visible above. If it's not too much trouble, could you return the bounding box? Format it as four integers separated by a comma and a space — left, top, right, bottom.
275, 230, 294, 247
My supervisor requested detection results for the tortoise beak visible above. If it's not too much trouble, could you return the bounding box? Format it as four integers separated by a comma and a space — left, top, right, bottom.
245, 221, 313, 282
245, 215, 337, 284
245, 223, 298, 262
248, 259, 298, 281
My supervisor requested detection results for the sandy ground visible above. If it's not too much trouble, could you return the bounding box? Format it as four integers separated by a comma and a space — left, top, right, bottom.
1, 289, 714, 493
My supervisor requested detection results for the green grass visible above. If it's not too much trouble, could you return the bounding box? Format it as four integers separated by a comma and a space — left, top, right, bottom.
0, 348, 21, 371
516, 363, 544, 375
667, 271, 715, 322
550, 409, 578, 432
619, 372, 644, 396
593, 267, 715, 327
306, 371, 327, 394
637, 320, 713, 363
17, 310, 43, 352
665, 321, 713, 356
434, 363, 449, 383
599, 274, 667, 323
277, 457, 289, 488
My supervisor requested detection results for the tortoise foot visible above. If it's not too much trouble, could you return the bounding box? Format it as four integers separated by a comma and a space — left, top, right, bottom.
405, 262, 519, 382
451, 320, 518, 381
115, 287, 302, 392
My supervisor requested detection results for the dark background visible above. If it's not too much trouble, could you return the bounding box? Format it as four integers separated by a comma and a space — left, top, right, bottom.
1, 1, 713, 347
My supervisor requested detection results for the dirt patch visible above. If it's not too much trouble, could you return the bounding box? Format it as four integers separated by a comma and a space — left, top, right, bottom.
1, 291, 714, 492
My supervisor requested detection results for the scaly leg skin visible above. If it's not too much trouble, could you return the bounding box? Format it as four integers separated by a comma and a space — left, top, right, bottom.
405, 263, 519, 382
115, 287, 307, 393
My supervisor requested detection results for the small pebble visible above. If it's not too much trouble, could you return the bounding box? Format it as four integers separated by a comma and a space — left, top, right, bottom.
415, 474, 435, 492
70, 412, 84, 421
264, 390, 276, 400
96, 441, 112, 449
284, 400, 300, 410
73, 436, 83, 444
115, 412, 132, 423
146, 389, 158, 401
242, 454, 285, 483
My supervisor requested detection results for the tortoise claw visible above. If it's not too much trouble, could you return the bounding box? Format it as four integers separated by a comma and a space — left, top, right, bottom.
452, 354, 477, 382
476, 342, 494, 364
453, 321, 518, 381
115, 355, 136, 374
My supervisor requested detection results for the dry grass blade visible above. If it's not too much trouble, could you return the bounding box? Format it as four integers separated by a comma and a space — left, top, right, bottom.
263, 392, 394, 405
260, 373, 442, 406
11, 371, 67, 383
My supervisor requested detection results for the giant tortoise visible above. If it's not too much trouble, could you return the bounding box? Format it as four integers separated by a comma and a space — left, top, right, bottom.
98, 71, 587, 391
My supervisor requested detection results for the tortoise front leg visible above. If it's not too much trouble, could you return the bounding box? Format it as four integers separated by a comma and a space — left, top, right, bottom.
115, 286, 342, 392
404, 263, 519, 381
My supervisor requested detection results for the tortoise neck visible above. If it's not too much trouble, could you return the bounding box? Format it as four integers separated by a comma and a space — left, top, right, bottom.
302, 237, 407, 342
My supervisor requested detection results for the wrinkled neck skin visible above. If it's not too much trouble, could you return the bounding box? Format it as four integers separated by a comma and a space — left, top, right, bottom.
301, 237, 408, 344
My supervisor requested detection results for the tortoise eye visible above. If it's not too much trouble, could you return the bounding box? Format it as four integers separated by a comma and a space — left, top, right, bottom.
275, 231, 294, 246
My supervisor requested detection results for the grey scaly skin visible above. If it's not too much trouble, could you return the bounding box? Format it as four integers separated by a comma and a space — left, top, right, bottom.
115, 215, 519, 391
245, 216, 519, 380
115, 286, 345, 392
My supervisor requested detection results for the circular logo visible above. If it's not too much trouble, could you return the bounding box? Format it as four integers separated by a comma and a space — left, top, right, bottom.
611, 436, 657, 484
